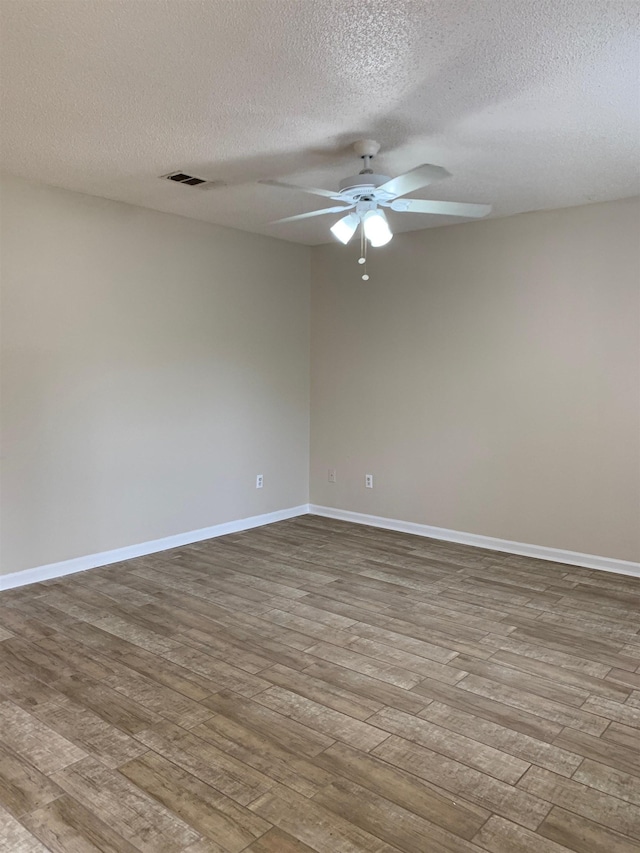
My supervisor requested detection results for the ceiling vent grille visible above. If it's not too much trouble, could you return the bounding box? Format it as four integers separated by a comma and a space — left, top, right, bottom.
161, 172, 224, 190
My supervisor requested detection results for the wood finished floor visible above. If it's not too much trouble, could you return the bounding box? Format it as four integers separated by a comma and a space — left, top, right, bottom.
1, 515, 639, 853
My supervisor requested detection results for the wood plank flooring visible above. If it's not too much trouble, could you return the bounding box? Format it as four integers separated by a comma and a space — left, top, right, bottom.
1, 514, 639, 852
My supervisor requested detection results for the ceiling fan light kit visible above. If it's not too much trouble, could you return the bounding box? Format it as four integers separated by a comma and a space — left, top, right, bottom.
263, 140, 492, 278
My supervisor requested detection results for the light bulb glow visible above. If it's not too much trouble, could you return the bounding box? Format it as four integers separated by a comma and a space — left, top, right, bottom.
363, 209, 392, 247
362, 274, 369, 281
358, 257, 366, 264
330, 212, 360, 244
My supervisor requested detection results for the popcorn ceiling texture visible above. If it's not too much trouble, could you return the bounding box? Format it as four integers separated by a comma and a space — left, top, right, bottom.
1, 0, 638, 244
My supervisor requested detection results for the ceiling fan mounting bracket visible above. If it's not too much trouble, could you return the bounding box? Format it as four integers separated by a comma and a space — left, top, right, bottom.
353, 139, 381, 159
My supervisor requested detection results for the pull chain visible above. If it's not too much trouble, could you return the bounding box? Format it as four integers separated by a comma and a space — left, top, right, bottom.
358, 222, 369, 281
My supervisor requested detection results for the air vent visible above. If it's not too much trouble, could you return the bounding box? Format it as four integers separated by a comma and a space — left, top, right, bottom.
161, 172, 224, 190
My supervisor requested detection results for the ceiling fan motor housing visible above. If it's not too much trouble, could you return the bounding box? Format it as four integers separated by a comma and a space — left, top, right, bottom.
338, 174, 394, 203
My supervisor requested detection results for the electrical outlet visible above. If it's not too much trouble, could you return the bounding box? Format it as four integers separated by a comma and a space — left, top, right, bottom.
328, 468, 336, 483
365, 474, 373, 488
256, 474, 263, 489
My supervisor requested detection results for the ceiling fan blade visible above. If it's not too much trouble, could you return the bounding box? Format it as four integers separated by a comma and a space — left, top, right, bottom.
260, 179, 339, 199
377, 164, 450, 199
270, 205, 354, 224
390, 198, 491, 218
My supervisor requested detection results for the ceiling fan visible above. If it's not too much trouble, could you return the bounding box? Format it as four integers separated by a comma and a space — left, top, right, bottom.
262, 140, 492, 258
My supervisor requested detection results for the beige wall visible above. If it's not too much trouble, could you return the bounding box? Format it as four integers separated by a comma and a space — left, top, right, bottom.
2, 178, 637, 576
1, 174, 310, 575
310, 198, 640, 562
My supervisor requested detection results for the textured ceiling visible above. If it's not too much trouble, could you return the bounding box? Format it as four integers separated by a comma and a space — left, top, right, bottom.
1, 1, 638, 244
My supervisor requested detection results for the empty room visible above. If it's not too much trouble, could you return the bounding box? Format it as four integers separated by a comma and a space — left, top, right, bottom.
1, 1, 639, 852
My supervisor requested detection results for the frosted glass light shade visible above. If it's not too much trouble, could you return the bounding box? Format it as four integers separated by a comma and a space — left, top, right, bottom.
330, 212, 359, 244
363, 209, 392, 246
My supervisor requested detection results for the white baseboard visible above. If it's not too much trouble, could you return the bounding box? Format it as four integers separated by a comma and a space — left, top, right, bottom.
0, 504, 310, 592
3, 502, 638, 591
309, 505, 640, 578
